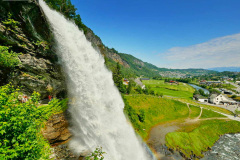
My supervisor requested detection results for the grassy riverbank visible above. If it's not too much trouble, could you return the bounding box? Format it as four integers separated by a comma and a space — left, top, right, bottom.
124, 94, 240, 159
166, 120, 240, 158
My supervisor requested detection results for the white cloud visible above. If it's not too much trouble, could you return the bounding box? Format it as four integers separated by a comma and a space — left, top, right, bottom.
158, 33, 240, 69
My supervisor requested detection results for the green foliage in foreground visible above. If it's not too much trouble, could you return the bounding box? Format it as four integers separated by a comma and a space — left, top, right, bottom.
38, 98, 68, 121
166, 120, 240, 158
123, 95, 189, 139
0, 84, 68, 159
0, 84, 49, 159
0, 46, 20, 68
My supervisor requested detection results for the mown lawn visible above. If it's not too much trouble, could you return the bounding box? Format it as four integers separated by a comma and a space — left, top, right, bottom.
142, 80, 195, 99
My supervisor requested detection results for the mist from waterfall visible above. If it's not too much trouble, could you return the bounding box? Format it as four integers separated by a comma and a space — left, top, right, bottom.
39, 0, 151, 159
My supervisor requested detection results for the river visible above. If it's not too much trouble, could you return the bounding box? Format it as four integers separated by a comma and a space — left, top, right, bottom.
188, 84, 210, 94
201, 134, 240, 160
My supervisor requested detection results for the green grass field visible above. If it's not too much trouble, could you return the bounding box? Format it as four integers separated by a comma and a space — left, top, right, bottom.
124, 94, 239, 159
124, 94, 189, 139
166, 120, 240, 158
189, 105, 201, 118
200, 108, 226, 119
142, 80, 195, 99
165, 96, 233, 115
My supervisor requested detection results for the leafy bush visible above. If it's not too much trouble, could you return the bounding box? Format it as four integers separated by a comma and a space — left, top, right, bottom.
2, 13, 20, 29
38, 98, 68, 120
85, 147, 105, 160
0, 84, 50, 159
0, 46, 20, 68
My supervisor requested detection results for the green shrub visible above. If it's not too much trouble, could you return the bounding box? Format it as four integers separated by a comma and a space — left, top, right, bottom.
0, 46, 20, 68
85, 147, 105, 160
2, 13, 20, 29
38, 98, 68, 120
0, 84, 50, 159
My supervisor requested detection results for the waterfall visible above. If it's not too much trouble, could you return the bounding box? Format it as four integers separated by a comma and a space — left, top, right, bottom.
39, 1, 151, 159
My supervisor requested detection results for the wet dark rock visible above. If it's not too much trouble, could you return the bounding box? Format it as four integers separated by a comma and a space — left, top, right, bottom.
51, 144, 79, 160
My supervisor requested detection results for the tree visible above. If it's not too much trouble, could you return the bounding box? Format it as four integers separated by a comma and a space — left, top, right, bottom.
136, 86, 143, 94
127, 81, 133, 94
199, 89, 206, 96
112, 63, 126, 93
209, 89, 221, 94
138, 109, 145, 123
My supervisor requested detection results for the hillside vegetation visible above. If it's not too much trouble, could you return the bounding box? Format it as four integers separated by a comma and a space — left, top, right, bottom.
143, 80, 195, 99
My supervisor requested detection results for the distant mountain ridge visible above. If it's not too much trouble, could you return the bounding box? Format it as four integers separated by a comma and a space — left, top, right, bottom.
208, 67, 240, 72
43, 0, 217, 78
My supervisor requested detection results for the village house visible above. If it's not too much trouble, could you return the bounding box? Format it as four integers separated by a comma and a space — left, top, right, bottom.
134, 78, 146, 89
209, 94, 237, 105
200, 81, 222, 85
206, 81, 222, 85
123, 78, 129, 85
169, 80, 179, 85
235, 81, 240, 85
193, 94, 208, 103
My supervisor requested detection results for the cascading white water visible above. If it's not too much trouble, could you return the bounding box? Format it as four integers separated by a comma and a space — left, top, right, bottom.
39, 1, 151, 159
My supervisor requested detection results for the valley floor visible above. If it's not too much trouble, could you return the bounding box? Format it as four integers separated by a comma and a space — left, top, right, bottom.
124, 93, 240, 159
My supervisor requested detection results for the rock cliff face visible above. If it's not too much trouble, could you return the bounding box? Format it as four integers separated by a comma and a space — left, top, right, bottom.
0, 2, 74, 157
84, 27, 130, 68
42, 113, 72, 146
0, 0, 67, 99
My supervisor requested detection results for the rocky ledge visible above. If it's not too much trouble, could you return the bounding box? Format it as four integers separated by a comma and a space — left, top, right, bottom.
42, 113, 72, 146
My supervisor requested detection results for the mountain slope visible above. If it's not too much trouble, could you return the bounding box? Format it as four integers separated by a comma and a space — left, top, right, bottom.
209, 67, 240, 72
43, 0, 216, 78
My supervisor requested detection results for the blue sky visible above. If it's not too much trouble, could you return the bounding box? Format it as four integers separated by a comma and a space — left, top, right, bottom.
71, 0, 240, 69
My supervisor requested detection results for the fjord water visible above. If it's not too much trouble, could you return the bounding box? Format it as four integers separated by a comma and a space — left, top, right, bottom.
39, 0, 150, 159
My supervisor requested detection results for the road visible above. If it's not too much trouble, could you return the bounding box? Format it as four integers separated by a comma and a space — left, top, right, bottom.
225, 81, 240, 95
199, 101, 239, 113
